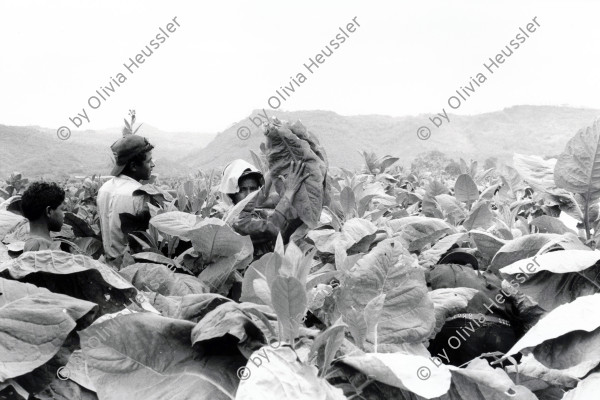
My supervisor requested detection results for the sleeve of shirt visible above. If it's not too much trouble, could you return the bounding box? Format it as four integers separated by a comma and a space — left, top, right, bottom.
232, 195, 299, 243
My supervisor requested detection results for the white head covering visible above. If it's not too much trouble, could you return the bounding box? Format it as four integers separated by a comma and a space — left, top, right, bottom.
219, 159, 262, 194
219, 159, 263, 224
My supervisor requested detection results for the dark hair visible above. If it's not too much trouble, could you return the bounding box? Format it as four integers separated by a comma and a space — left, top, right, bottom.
21, 181, 65, 221
238, 173, 262, 186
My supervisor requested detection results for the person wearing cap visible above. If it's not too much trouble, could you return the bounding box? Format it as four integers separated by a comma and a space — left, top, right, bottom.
220, 159, 308, 259
97, 134, 155, 265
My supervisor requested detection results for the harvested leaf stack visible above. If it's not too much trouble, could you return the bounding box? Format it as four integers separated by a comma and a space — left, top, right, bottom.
263, 118, 328, 228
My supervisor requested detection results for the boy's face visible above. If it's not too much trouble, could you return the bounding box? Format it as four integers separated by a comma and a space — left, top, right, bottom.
232, 176, 260, 204
47, 202, 65, 232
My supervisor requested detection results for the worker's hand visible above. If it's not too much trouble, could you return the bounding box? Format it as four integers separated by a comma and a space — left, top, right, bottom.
281, 161, 310, 202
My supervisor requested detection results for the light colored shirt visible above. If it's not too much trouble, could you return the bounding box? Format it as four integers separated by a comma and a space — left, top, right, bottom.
97, 175, 148, 259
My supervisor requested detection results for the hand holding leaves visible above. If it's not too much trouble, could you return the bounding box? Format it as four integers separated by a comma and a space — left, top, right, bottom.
281, 161, 310, 203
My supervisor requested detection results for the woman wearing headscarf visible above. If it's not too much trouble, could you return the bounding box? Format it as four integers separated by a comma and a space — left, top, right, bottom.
219, 159, 308, 259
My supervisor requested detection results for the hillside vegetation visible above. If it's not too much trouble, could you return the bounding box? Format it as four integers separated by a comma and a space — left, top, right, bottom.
2, 105, 599, 178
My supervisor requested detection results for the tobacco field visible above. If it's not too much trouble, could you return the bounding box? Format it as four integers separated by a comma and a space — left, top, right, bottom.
2, 118, 600, 400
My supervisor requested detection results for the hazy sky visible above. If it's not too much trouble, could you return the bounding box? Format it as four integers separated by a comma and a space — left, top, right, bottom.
1, 0, 599, 133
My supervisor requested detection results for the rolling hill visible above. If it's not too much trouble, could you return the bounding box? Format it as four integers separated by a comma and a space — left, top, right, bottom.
180, 106, 600, 171
2, 105, 599, 179
0, 124, 214, 179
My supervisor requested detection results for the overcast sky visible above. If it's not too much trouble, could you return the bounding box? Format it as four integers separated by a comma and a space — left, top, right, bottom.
1, 0, 599, 133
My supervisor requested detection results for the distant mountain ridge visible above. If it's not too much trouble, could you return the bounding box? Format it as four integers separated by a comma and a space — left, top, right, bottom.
181, 106, 600, 171
1, 105, 599, 179
0, 124, 214, 179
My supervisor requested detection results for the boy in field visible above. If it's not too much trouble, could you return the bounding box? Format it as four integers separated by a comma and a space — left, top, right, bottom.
20, 181, 65, 252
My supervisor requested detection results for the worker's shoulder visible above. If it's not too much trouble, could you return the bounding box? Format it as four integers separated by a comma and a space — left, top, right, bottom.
98, 176, 141, 196
23, 236, 58, 252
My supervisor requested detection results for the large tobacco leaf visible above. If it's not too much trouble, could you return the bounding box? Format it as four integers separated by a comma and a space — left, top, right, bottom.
79, 313, 246, 400
0, 278, 96, 381
543, 188, 584, 221
513, 153, 558, 193
0, 250, 136, 315
530, 215, 576, 235
488, 233, 583, 274
470, 230, 507, 267
341, 351, 452, 399
264, 119, 327, 228
309, 317, 346, 373
119, 262, 209, 296
188, 218, 254, 290
462, 200, 494, 231
500, 250, 600, 312
60, 350, 96, 393
425, 179, 450, 197
554, 118, 600, 201
445, 358, 538, 400
149, 211, 204, 240
236, 347, 345, 400
505, 353, 581, 388
187, 218, 256, 259
418, 232, 468, 268
15, 338, 98, 399
337, 238, 435, 345
421, 193, 444, 220
0, 209, 26, 241
504, 293, 600, 377
239, 253, 278, 305
176, 293, 232, 322
348, 355, 538, 400
191, 301, 266, 349
387, 216, 455, 252
435, 194, 467, 225
64, 212, 98, 239
307, 218, 377, 254
454, 174, 479, 203
270, 275, 307, 342
132, 184, 174, 204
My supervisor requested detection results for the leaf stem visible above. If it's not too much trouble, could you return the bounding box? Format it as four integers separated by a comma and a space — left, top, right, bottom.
576, 271, 600, 291
584, 195, 591, 240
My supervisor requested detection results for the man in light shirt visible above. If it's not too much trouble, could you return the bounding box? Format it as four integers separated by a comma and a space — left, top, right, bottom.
97, 135, 155, 266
